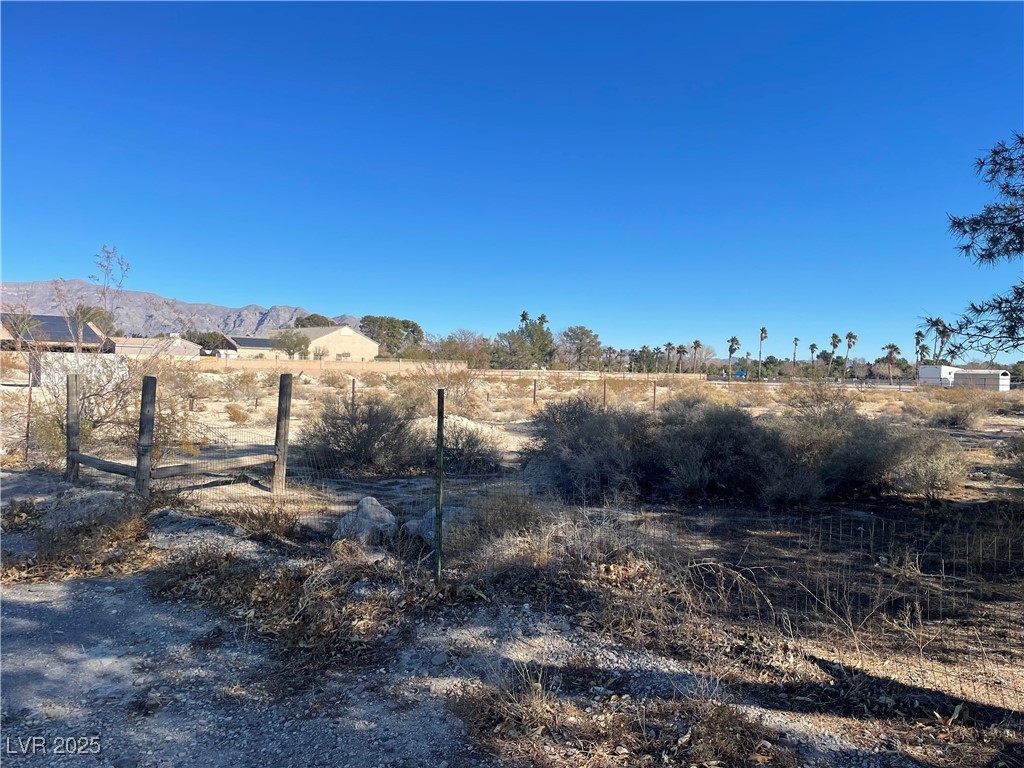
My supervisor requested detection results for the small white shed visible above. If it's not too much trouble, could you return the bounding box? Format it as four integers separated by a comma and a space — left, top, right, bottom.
952, 369, 1011, 392
918, 365, 959, 387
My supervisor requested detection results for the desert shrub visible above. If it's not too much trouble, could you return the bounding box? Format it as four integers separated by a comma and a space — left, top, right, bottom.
814, 415, 901, 499
998, 434, 1024, 481
359, 372, 387, 387
654, 401, 784, 501
663, 380, 733, 409
300, 394, 429, 474
220, 371, 263, 404
928, 400, 987, 429
220, 499, 297, 539
887, 431, 968, 502
319, 370, 351, 390
0, 351, 29, 375
387, 363, 480, 418
730, 382, 775, 409
442, 419, 502, 473
225, 403, 249, 423
532, 396, 656, 504
780, 381, 859, 420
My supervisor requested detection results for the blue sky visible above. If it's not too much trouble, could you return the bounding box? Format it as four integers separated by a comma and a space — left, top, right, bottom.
2, 2, 1022, 360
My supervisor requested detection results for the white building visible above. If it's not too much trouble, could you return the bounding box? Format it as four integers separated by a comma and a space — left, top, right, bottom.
953, 369, 1011, 392
918, 365, 1010, 391
918, 365, 959, 387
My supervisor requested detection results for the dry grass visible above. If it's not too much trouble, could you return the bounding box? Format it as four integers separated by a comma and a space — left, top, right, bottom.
151, 545, 413, 667
1, 503, 157, 584
218, 499, 299, 540
0, 351, 29, 375
225, 403, 250, 423
453, 662, 799, 768
0, 498, 43, 532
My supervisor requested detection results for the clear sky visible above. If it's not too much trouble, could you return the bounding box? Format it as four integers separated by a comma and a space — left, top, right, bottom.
2, 2, 1022, 361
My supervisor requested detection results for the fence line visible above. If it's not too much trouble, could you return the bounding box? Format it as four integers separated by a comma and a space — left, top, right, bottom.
62, 372, 293, 497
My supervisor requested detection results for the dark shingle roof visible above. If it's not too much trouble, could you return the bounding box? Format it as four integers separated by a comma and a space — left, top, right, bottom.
230, 336, 277, 349
1, 314, 103, 345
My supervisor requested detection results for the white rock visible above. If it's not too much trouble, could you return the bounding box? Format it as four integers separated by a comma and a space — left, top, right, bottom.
334, 497, 396, 545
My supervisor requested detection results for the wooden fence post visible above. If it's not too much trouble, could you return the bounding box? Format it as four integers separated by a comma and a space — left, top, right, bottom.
134, 376, 157, 497
65, 374, 80, 482
273, 373, 293, 494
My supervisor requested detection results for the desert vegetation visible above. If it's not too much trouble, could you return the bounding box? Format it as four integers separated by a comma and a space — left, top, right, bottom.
2, 362, 1022, 766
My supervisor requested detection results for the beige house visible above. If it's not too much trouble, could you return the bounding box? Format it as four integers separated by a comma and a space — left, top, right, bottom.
111, 335, 202, 358
230, 325, 381, 361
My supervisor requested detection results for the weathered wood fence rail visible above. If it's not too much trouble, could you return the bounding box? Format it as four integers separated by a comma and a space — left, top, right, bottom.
64, 373, 293, 497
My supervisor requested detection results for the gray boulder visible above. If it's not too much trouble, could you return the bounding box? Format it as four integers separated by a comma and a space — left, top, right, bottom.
401, 506, 475, 546
334, 497, 397, 545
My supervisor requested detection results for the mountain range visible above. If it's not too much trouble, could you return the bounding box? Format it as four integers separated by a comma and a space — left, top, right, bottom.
1, 279, 360, 337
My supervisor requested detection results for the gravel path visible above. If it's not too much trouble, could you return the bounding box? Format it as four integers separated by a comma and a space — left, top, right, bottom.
1, 576, 489, 768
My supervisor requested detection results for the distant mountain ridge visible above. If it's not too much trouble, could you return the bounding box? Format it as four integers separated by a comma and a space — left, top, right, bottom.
1, 279, 361, 337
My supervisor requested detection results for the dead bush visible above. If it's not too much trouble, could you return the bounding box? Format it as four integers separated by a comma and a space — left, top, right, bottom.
443, 490, 547, 559
153, 547, 406, 666
454, 669, 798, 768
319, 370, 352, 390
780, 381, 859, 420
220, 499, 298, 539
2, 499, 154, 584
225, 403, 249, 423
0, 351, 29, 374
928, 400, 988, 430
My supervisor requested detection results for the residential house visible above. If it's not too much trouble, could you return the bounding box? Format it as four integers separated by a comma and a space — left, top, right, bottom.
110, 334, 203, 358
0, 313, 110, 353
230, 325, 381, 361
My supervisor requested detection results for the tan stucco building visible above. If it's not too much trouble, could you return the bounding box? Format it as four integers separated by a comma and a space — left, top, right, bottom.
110, 335, 203, 358
230, 325, 381, 361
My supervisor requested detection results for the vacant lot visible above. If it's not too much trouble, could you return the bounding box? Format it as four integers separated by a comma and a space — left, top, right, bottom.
2, 365, 1022, 767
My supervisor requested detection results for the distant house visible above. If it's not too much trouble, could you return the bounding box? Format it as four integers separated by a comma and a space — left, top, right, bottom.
918, 365, 1010, 392
230, 325, 381, 361
110, 334, 203, 358
0, 313, 110, 353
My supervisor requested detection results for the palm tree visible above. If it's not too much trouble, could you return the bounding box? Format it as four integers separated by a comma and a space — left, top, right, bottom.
691, 340, 703, 374
925, 316, 952, 364
913, 330, 925, 383
791, 337, 800, 375
664, 343, 675, 374
727, 337, 740, 381
883, 343, 901, 385
826, 333, 842, 379
677, 344, 689, 374
757, 327, 768, 381
918, 343, 931, 367
809, 343, 819, 370
652, 347, 663, 373
843, 332, 858, 380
